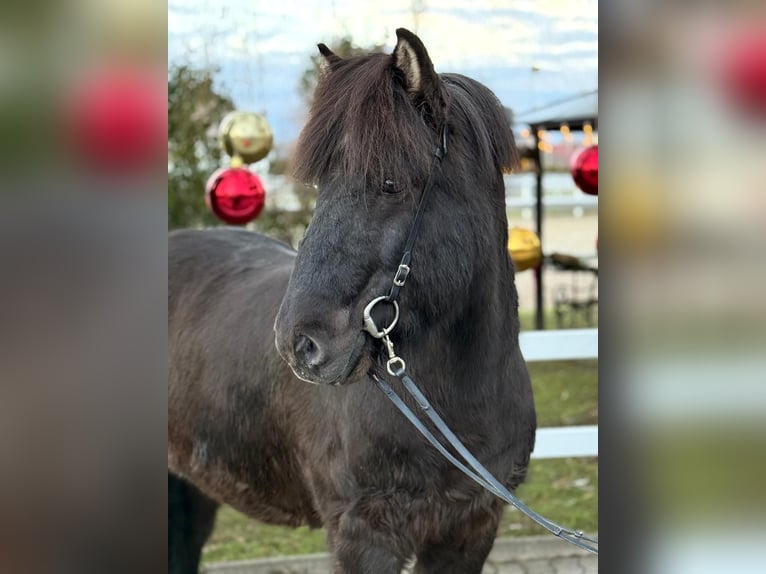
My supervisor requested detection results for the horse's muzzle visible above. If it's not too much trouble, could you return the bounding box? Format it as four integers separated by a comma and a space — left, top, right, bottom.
274, 313, 369, 386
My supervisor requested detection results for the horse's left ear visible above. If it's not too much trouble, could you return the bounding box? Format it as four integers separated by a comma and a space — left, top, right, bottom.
318, 43, 342, 75
392, 28, 447, 121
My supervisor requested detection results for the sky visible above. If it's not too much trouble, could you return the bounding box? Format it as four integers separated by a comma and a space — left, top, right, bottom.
168, 0, 598, 146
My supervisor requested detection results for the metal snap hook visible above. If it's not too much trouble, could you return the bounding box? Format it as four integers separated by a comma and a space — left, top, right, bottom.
362, 296, 399, 339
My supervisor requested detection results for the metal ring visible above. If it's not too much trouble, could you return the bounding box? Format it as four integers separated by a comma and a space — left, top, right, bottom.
386, 357, 406, 377
362, 296, 399, 339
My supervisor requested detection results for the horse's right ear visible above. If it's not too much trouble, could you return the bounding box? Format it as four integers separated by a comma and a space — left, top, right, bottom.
318, 43, 342, 75
392, 28, 446, 120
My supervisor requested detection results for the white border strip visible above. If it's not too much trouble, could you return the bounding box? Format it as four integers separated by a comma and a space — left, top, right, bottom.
532, 425, 598, 459
519, 328, 598, 362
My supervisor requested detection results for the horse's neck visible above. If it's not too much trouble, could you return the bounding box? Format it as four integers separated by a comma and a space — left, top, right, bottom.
407, 254, 518, 395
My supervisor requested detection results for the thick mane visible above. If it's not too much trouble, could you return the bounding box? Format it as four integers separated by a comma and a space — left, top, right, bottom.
293, 54, 517, 189
294, 53, 434, 186
441, 73, 519, 179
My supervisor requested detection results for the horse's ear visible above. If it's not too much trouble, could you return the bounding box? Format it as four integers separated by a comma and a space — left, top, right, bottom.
318, 43, 342, 75
392, 28, 446, 119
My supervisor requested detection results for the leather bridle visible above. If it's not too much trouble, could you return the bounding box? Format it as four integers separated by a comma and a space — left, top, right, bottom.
362, 123, 599, 555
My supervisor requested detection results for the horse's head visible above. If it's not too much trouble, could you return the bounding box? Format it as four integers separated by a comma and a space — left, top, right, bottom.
275, 28, 517, 386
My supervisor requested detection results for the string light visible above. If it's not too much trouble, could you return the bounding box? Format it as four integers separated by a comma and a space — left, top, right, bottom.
560, 123, 572, 143
537, 141, 553, 153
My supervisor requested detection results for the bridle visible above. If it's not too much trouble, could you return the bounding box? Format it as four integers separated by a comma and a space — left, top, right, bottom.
362, 123, 599, 555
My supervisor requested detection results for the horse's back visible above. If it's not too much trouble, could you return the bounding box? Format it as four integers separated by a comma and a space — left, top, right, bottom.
168, 228, 295, 399
169, 228, 295, 316
168, 228, 295, 378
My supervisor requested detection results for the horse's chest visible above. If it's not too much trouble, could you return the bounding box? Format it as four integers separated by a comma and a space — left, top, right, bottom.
307, 431, 502, 527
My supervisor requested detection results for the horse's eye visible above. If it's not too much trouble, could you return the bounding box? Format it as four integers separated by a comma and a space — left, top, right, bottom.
383, 180, 401, 194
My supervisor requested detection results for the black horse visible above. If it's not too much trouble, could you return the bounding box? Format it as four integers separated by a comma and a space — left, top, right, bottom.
169, 28, 536, 573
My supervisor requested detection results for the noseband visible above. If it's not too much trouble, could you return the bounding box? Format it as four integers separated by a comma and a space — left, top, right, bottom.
362, 123, 599, 555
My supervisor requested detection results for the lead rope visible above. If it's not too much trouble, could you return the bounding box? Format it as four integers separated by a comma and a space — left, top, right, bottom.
370, 369, 599, 554
364, 123, 598, 555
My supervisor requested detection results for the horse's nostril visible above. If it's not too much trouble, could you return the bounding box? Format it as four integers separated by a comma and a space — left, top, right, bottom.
294, 334, 313, 356
293, 333, 325, 369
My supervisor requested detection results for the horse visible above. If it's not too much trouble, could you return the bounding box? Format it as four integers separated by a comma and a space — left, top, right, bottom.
168, 28, 536, 573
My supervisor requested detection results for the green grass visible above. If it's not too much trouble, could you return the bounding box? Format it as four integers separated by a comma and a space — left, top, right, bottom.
529, 359, 598, 427
500, 457, 598, 538
203, 512, 327, 563
201, 314, 598, 563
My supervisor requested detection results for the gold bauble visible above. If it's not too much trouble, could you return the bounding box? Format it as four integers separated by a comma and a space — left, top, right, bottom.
508, 227, 542, 272
219, 111, 274, 164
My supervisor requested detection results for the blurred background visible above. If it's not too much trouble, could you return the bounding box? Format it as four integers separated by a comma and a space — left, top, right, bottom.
601, 2, 766, 573
0, 1, 167, 573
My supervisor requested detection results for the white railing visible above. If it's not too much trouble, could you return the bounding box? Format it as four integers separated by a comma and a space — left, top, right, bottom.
503, 173, 599, 212
519, 328, 598, 459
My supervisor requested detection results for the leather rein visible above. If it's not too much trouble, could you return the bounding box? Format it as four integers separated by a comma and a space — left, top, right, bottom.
362, 124, 599, 555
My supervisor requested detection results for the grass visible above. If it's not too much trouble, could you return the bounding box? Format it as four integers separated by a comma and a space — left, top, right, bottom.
202, 513, 327, 563
201, 312, 598, 563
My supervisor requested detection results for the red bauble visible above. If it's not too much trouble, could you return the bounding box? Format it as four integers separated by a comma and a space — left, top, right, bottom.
718, 30, 766, 115
205, 167, 265, 225
571, 145, 598, 196
66, 67, 166, 172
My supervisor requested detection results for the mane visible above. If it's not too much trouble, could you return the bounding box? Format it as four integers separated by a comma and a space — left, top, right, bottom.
440, 73, 519, 180
294, 53, 433, 187
294, 53, 518, 194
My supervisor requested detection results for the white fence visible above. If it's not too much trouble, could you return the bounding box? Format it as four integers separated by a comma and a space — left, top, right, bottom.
519, 328, 598, 459
503, 173, 599, 212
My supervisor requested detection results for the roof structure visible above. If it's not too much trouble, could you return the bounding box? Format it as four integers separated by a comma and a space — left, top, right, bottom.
515, 91, 598, 130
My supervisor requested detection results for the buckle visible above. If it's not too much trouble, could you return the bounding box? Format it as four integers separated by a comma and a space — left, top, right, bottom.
393, 264, 410, 287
